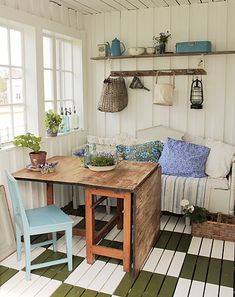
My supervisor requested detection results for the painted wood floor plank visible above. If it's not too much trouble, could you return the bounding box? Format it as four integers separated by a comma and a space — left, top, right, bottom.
77, 246, 86, 257
88, 262, 118, 291
211, 239, 224, 259
35, 279, 62, 297
154, 249, 175, 275
65, 259, 91, 285
0, 265, 8, 276
157, 275, 178, 297
22, 275, 51, 297
204, 283, 219, 297
50, 283, 73, 296
206, 258, 221, 285
70, 215, 84, 227
167, 252, 186, 277
73, 238, 86, 255
193, 256, 209, 282
155, 231, 172, 249
166, 232, 182, 251
219, 286, 234, 297
0, 267, 18, 286
144, 273, 164, 296
105, 226, 121, 241
188, 236, 202, 255
164, 216, 179, 232
160, 215, 170, 230
180, 254, 197, 280
102, 214, 114, 222
223, 241, 234, 261
188, 280, 205, 297
199, 238, 213, 257
66, 286, 85, 296
173, 278, 191, 297
174, 216, 186, 233
183, 225, 191, 234
101, 265, 125, 295
127, 271, 152, 297
220, 260, 234, 288
0, 271, 25, 296
142, 248, 164, 272
53, 256, 84, 282
113, 272, 135, 296
7, 273, 40, 297
177, 234, 192, 253
114, 230, 123, 242
76, 260, 106, 288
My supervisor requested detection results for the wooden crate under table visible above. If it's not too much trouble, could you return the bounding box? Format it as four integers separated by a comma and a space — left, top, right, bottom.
191, 213, 235, 242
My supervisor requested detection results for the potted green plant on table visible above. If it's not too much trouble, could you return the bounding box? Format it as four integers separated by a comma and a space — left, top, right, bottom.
13, 133, 47, 166
45, 110, 62, 137
88, 152, 117, 172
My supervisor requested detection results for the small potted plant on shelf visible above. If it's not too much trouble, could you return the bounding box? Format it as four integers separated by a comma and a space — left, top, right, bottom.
13, 133, 47, 166
45, 110, 62, 137
153, 30, 171, 54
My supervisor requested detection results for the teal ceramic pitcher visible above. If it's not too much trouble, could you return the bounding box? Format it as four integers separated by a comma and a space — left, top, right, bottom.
110, 38, 125, 56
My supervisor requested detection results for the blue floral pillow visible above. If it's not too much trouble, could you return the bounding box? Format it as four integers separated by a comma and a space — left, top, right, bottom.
158, 138, 210, 177
116, 140, 164, 163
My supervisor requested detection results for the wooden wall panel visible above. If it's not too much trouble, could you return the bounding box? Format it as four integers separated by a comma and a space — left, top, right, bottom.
85, 2, 235, 145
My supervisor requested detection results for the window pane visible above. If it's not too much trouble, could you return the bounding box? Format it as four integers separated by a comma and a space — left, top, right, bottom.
45, 101, 53, 111
12, 68, 23, 103
64, 72, 72, 99
10, 29, 22, 66
0, 106, 12, 142
56, 71, 62, 100
0, 27, 9, 65
0, 67, 10, 105
57, 100, 72, 112
44, 70, 53, 100
56, 39, 60, 70
64, 42, 72, 71
43, 36, 53, 68
13, 105, 25, 136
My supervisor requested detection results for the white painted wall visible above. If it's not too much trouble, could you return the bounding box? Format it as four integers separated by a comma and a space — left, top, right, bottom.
84, 1, 235, 146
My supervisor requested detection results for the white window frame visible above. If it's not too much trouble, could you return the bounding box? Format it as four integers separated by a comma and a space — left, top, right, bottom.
43, 34, 75, 113
0, 24, 26, 144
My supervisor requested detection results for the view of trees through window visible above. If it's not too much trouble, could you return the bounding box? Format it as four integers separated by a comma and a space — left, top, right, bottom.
0, 26, 25, 143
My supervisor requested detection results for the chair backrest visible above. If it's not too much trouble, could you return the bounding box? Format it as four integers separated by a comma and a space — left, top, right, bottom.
5, 171, 29, 233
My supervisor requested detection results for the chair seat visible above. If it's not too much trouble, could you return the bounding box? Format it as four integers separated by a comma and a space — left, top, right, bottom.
26, 205, 73, 234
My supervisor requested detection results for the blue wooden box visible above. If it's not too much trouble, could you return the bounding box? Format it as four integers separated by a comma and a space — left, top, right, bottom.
176, 41, 212, 53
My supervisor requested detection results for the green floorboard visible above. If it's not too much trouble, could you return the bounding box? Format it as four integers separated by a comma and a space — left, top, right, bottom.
144, 273, 165, 297
96, 293, 111, 297
193, 256, 210, 282
0, 267, 18, 286
166, 232, 182, 251
206, 258, 221, 285
80, 289, 98, 297
180, 254, 197, 279
177, 234, 192, 252
54, 256, 84, 281
51, 283, 73, 296
65, 286, 85, 296
155, 231, 171, 249
220, 260, 234, 287
0, 265, 9, 276
114, 272, 135, 297
127, 271, 152, 297
157, 275, 177, 297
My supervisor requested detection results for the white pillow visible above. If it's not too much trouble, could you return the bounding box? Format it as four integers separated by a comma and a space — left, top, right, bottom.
205, 138, 235, 178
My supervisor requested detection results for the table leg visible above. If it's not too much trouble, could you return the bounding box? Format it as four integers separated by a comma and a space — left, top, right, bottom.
47, 183, 54, 205
117, 199, 123, 230
123, 193, 131, 272
86, 189, 95, 264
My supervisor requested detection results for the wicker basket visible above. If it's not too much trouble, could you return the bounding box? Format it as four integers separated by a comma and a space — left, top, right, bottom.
191, 213, 235, 242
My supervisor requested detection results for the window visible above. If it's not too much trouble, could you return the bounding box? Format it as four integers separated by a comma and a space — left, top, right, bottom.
0, 25, 25, 143
43, 35, 74, 114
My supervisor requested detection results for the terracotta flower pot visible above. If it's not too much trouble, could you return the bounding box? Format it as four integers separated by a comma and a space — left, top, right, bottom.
29, 151, 47, 166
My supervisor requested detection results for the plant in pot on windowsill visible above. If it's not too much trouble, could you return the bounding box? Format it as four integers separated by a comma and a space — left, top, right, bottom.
13, 133, 47, 166
45, 110, 62, 137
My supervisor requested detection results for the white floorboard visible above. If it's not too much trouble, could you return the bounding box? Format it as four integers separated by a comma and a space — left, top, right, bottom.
34, 279, 62, 297
154, 249, 174, 274
174, 217, 186, 233
101, 265, 125, 295
199, 238, 213, 257
211, 239, 224, 259
188, 236, 202, 255
65, 259, 91, 285
167, 252, 186, 277
160, 215, 170, 230
204, 283, 219, 297
173, 278, 191, 297
188, 280, 205, 297
219, 286, 234, 297
142, 248, 164, 272
0, 271, 26, 297
164, 216, 179, 231
22, 276, 51, 297
223, 241, 234, 261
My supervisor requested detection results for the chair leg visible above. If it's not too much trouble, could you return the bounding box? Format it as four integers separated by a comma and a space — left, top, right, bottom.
15, 225, 22, 261
24, 235, 31, 281
52, 232, 57, 252
65, 227, 73, 271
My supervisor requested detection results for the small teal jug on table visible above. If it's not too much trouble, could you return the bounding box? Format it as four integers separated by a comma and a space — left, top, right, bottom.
110, 38, 125, 56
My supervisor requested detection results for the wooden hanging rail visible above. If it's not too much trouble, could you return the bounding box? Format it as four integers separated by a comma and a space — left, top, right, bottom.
110, 69, 207, 77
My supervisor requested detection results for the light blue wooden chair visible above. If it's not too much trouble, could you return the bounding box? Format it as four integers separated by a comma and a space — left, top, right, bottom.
5, 171, 73, 281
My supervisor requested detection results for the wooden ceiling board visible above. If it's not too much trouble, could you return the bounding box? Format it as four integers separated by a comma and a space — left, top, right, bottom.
189, 0, 201, 3
62, 0, 100, 14
164, 0, 180, 6
111, 0, 138, 9
177, 0, 190, 5
125, 0, 148, 9
151, 0, 169, 7
100, 0, 129, 10
139, 0, 156, 8
75, 0, 116, 12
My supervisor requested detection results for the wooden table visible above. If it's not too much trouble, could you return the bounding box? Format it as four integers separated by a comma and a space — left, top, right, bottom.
13, 156, 161, 275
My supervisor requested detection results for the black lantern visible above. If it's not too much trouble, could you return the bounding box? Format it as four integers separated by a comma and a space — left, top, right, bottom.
190, 76, 203, 109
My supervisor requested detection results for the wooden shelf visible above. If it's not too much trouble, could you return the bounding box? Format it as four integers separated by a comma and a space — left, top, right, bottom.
91, 50, 235, 60
110, 69, 207, 77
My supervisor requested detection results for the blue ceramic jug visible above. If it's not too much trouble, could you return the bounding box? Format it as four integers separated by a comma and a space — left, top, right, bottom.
110, 38, 125, 56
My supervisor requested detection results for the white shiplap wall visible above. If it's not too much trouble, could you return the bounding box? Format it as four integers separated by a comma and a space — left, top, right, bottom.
85, 1, 235, 146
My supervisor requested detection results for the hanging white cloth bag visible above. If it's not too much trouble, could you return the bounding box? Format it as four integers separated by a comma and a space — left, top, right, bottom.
153, 71, 175, 106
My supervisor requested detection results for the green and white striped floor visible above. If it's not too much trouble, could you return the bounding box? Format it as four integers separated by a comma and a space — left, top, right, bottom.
0, 205, 234, 297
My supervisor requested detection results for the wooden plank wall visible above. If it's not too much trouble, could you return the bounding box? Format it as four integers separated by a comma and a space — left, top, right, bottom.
84, 1, 235, 145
